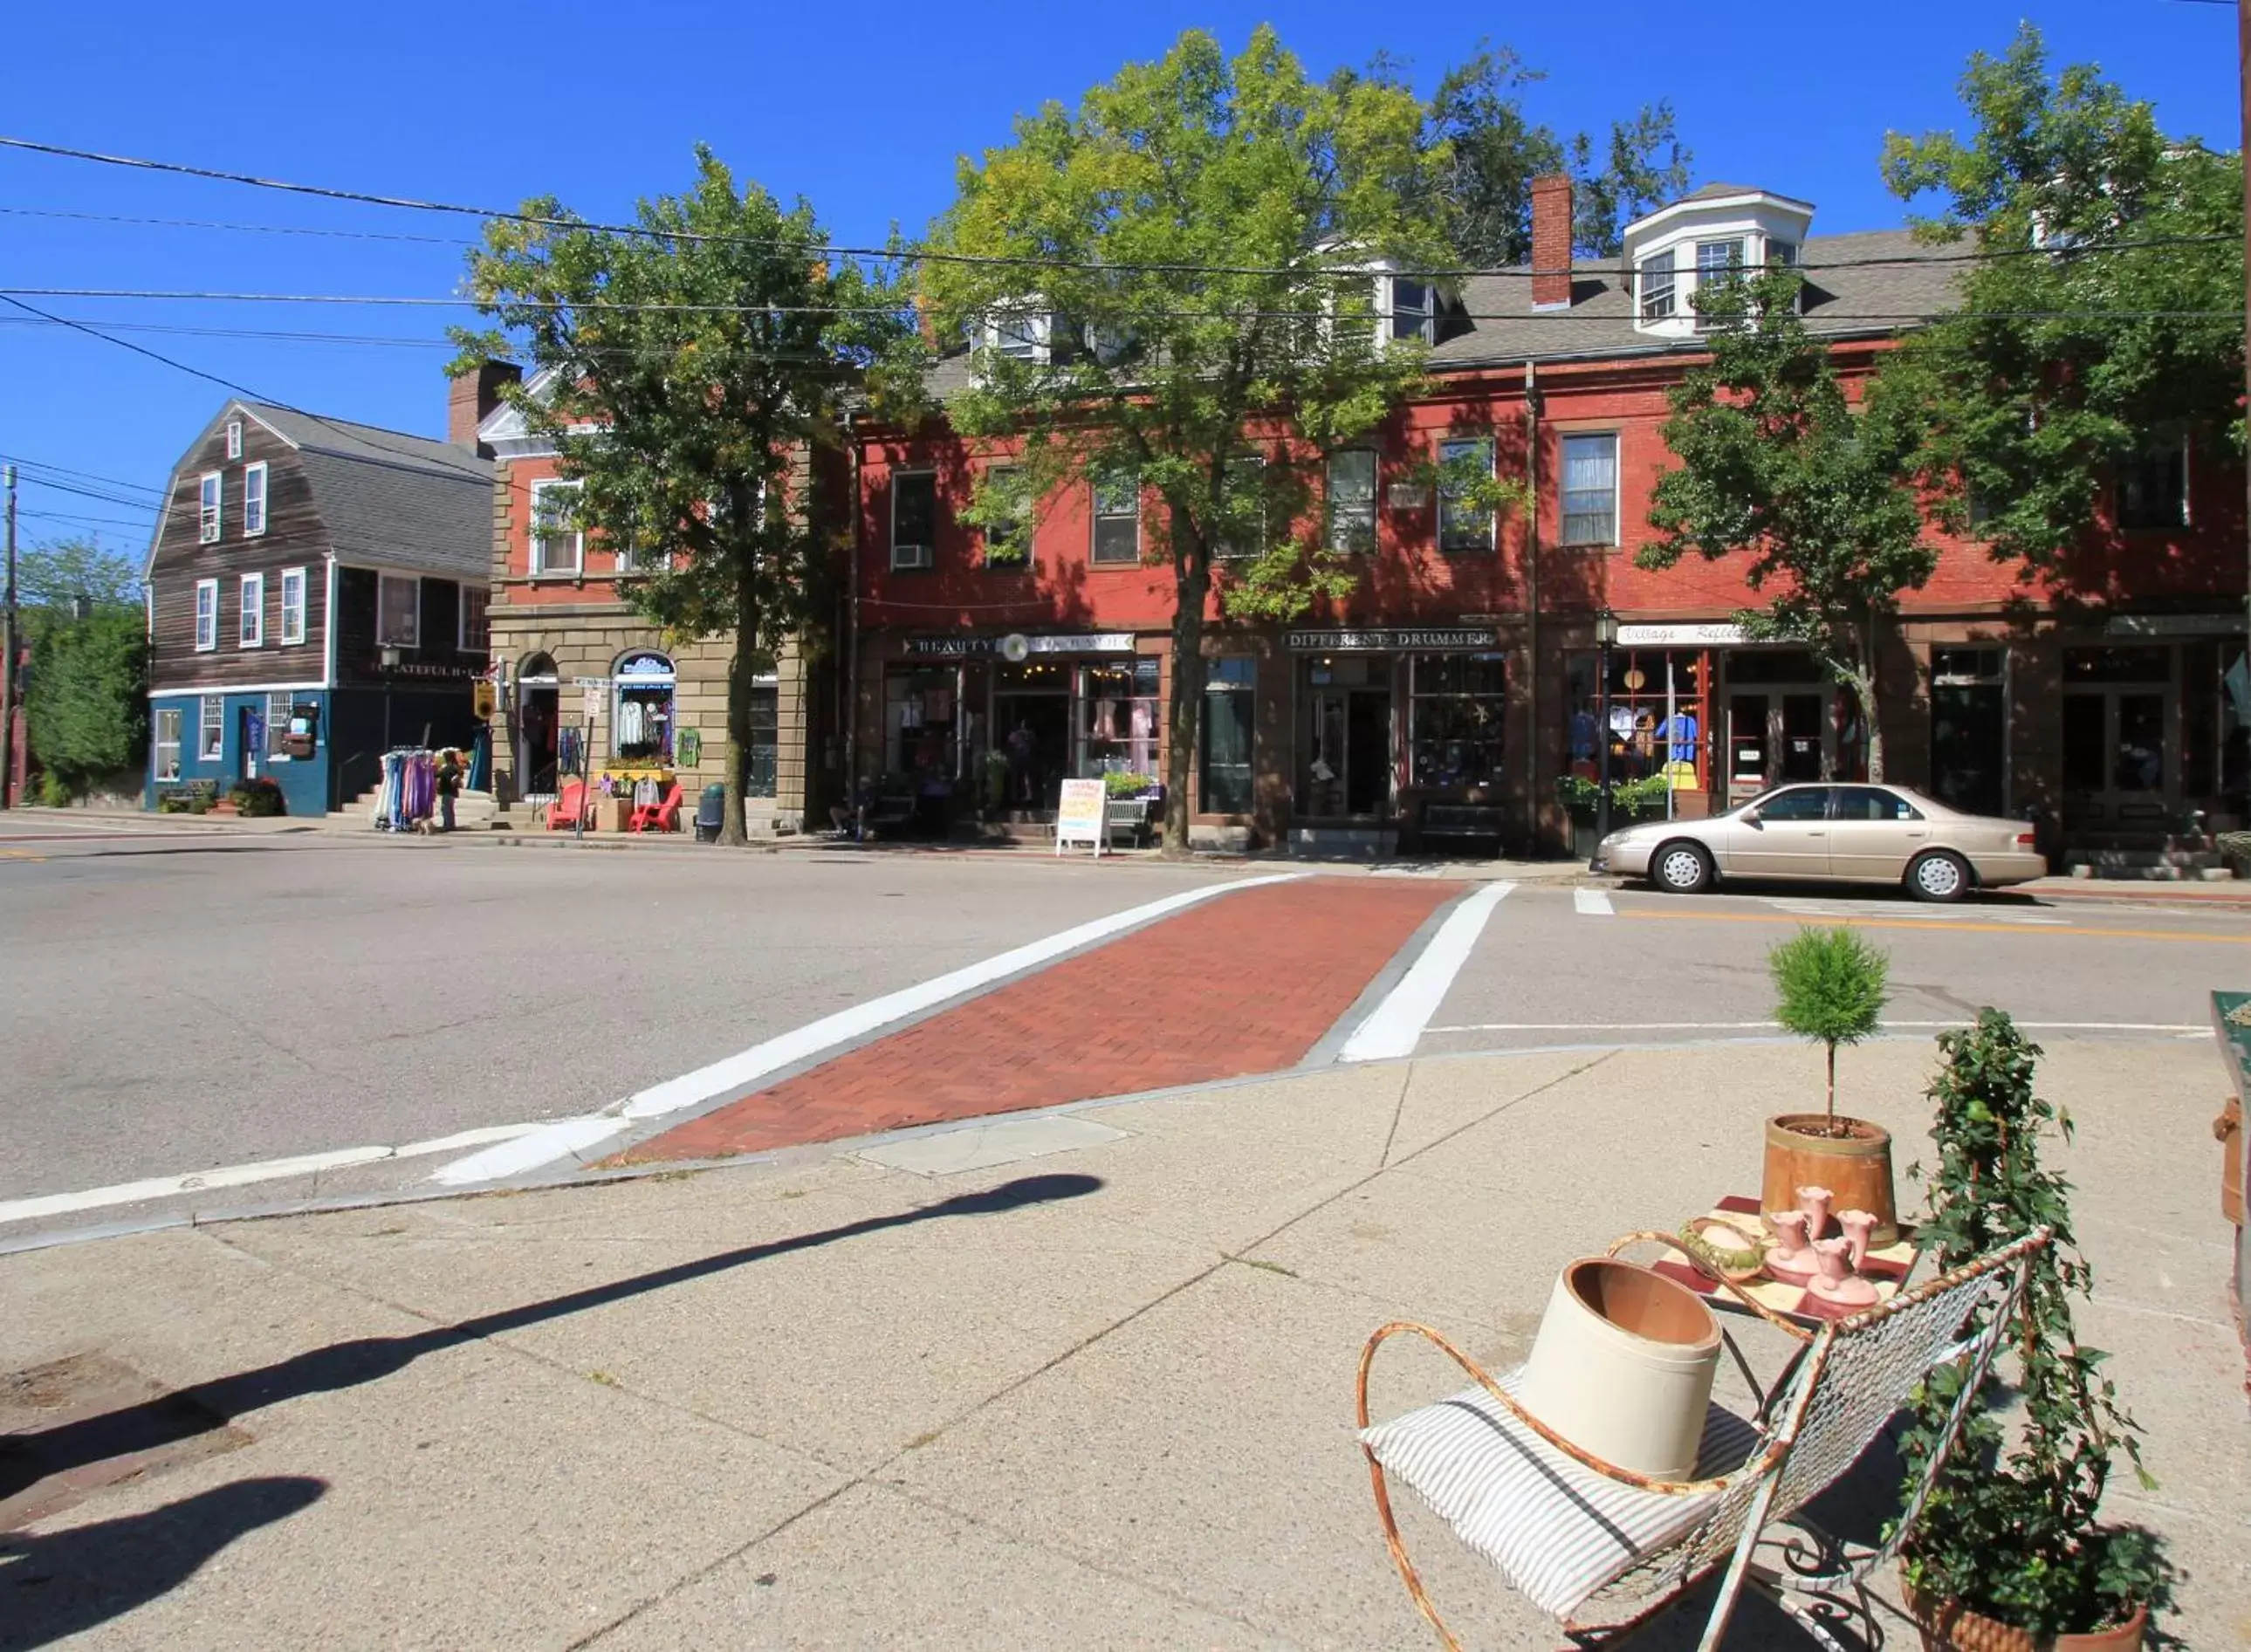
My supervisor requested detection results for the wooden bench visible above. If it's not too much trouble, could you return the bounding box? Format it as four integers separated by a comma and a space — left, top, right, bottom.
1417, 802, 1506, 857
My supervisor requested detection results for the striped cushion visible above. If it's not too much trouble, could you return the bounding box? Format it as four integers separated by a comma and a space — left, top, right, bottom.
1358, 1367, 1761, 1621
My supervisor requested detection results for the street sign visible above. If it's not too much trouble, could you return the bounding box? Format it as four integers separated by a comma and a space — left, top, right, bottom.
581, 682, 602, 723
1054, 778, 1107, 857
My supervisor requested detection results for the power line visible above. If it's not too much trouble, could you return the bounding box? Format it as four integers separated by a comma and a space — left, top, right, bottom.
15, 476, 158, 511
0, 452, 166, 498
17, 506, 158, 531
0, 205, 473, 245
0, 134, 2232, 282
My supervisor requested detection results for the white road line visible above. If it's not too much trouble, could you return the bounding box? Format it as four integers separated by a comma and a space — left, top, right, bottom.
1339, 882, 1515, 1063
0, 1122, 544, 1227
1574, 888, 1615, 917
435, 872, 1309, 1186
1763, 898, 2067, 926
1423, 1019, 2205, 1036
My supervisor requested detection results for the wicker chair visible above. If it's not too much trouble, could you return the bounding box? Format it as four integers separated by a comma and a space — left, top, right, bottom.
1355, 1227, 2049, 1650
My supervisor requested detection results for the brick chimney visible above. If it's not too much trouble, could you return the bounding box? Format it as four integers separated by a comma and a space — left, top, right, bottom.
1529, 175, 1574, 310
448, 360, 522, 455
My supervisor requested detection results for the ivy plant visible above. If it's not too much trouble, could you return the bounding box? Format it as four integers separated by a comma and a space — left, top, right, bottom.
1893, 1010, 2174, 1639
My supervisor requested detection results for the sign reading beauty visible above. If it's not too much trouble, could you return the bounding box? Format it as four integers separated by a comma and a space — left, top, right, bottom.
1285, 627, 1497, 651
904, 634, 1135, 657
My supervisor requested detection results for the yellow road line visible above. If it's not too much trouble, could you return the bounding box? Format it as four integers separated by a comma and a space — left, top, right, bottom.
0, 848, 46, 861
1617, 908, 2251, 945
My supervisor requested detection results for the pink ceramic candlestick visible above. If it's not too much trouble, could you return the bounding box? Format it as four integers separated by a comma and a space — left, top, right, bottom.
1839, 1210, 1877, 1271
1795, 1185, 1835, 1243
1808, 1235, 1879, 1307
1766, 1210, 1811, 1263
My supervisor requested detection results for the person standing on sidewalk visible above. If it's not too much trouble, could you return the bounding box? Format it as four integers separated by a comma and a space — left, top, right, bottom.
436, 748, 463, 833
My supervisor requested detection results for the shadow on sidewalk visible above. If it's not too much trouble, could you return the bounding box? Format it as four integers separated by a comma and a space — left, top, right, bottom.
0, 1174, 1101, 1508
0, 1477, 326, 1649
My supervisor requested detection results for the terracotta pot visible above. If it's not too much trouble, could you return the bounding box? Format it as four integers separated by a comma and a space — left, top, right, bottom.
1762, 1114, 1898, 1246
1904, 1585, 2148, 1651
1516, 1258, 1720, 1479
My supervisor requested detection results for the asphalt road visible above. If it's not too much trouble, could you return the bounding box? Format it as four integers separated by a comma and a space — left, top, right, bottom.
1, 816, 2243, 1240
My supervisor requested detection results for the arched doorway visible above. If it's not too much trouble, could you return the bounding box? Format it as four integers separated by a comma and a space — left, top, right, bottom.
613, 651, 676, 763
518, 652, 560, 797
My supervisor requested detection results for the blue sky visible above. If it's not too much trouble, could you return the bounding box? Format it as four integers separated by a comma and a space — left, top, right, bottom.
1, 0, 2235, 564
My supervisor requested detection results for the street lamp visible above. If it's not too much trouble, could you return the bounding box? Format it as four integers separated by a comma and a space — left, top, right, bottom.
1592, 611, 1619, 860
380, 643, 401, 753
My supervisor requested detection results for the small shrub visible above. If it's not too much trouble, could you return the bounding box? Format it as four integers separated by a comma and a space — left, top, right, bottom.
1102, 770, 1156, 799
229, 776, 287, 818
35, 771, 72, 808
1769, 925, 1889, 1128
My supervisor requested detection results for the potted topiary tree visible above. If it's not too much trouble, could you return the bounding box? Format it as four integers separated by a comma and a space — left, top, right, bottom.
1764, 926, 1898, 1241
1895, 1009, 2173, 1650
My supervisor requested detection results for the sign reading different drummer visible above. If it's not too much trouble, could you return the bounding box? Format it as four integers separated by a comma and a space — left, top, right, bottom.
1054, 777, 1108, 857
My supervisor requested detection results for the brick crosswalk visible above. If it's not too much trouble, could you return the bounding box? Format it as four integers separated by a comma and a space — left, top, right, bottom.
614, 875, 1458, 1164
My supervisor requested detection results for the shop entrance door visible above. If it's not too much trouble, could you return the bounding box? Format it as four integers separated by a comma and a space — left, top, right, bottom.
2063, 689, 2172, 828
1726, 689, 1830, 799
1301, 684, 1394, 818
519, 684, 559, 795
1931, 648, 2007, 818
994, 690, 1069, 812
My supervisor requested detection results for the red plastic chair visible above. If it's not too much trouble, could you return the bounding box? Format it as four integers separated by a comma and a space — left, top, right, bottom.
546, 779, 592, 831
629, 780, 684, 833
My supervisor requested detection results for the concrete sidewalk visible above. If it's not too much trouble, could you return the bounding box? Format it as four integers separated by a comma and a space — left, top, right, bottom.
4, 1038, 2242, 1649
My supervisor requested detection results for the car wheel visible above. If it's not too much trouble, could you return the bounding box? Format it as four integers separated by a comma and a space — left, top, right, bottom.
1651, 840, 1714, 895
1907, 850, 1971, 903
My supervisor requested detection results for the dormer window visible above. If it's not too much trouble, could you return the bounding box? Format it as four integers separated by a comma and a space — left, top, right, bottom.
1390, 278, 1433, 344
1637, 249, 1677, 322
994, 310, 1048, 362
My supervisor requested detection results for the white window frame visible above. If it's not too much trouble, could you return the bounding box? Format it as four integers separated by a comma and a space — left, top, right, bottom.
239, 572, 264, 648
225, 419, 244, 461
889, 470, 937, 571
1437, 435, 1498, 555
1090, 476, 1141, 566
265, 691, 295, 760
243, 461, 269, 537
278, 566, 307, 645
199, 694, 225, 762
1692, 238, 1747, 331
459, 584, 491, 653
1387, 275, 1434, 346
376, 573, 421, 648
1638, 248, 1678, 322
198, 472, 223, 543
1214, 456, 1266, 560
528, 478, 584, 576
154, 707, 183, 782
193, 578, 219, 652
1326, 449, 1377, 553
978, 464, 1028, 567
1560, 431, 1621, 548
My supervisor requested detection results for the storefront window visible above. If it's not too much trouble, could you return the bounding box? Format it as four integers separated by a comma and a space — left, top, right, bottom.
746, 685, 778, 798
1409, 653, 1505, 788
1564, 649, 1707, 790
888, 666, 961, 780
613, 652, 676, 763
1201, 657, 1255, 813
1078, 657, 1159, 777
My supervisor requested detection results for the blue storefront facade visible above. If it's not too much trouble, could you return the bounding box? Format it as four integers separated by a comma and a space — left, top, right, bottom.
148, 685, 333, 816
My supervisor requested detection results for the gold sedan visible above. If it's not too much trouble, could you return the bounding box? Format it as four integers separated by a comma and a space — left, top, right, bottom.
1590, 783, 2047, 901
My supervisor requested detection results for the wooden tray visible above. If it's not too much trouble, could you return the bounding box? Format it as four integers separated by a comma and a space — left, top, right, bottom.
1651, 1195, 1920, 1326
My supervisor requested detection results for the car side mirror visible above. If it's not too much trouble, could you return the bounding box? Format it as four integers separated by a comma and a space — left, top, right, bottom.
1741, 807, 1761, 826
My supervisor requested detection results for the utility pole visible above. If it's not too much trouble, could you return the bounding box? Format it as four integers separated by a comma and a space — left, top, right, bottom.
1, 463, 17, 810
2240, 3, 2249, 642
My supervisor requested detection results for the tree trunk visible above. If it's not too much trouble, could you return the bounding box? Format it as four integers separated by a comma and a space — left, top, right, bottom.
1163, 542, 1210, 858
1845, 666, 1884, 784
719, 552, 758, 848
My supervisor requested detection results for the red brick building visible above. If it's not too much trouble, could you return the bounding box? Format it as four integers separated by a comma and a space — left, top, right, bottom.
848, 180, 2243, 859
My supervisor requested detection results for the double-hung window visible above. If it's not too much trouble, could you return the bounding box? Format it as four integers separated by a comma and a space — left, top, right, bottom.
459, 585, 491, 652
1693, 239, 1746, 329
238, 572, 264, 648
1560, 433, 1620, 546
1437, 436, 1496, 554
2117, 437, 2189, 530
193, 578, 218, 651
1327, 450, 1377, 553
154, 708, 183, 781
225, 419, 244, 461
529, 478, 583, 576
278, 566, 307, 645
890, 471, 937, 570
1215, 456, 1265, 559
266, 692, 295, 758
1390, 277, 1433, 344
199, 695, 225, 762
1091, 476, 1140, 566
1638, 248, 1677, 321
198, 473, 223, 543
244, 461, 269, 537
377, 574, 419, 648
979, 466, 1027, 566
1200, 657, 1257, 814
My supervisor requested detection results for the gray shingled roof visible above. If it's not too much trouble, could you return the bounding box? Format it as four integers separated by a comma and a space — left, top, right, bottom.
916, 226, 1963, 394
248, 405, 494, 580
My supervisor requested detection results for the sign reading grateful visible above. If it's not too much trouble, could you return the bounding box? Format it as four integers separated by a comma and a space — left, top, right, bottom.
1285, 627, 1497, 651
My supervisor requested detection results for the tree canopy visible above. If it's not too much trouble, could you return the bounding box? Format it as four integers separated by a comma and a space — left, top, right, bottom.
925, 26, 1471, 849
27, 605, 148, 793
1872, 24, 2242, 576
451, 148, 919, 842
1642, 270, 1939, 780
16, 535, 143, 614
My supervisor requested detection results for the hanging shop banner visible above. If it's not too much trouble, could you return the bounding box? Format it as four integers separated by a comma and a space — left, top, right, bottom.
1616, 623, 1750, 648
903, 634, 1135, 657
1053, 778, 1108, 857
1285, 627, 1495, 652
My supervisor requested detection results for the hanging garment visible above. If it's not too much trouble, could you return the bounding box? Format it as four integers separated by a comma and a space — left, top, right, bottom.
616, 698, 647, 749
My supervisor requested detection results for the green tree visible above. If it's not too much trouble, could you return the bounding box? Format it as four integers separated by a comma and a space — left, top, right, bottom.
1767, 925, 1889, 1128
1423, 44, 1692, 263
26, 606, 148, 792
451, 148, 920, 845
17, 536, 143, 614
1640, 268, 1938, 780
923, 27, 1457, 852
1873, 24, 2242, 574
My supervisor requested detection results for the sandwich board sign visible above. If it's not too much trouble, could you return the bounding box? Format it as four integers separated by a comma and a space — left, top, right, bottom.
1054, 778, 1108, 856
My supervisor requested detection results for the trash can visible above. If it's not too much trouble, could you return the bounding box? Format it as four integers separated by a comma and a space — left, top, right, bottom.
694, 783, 726, 843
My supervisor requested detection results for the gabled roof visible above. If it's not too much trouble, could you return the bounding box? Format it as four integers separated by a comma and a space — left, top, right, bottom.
148, 401, 494, 583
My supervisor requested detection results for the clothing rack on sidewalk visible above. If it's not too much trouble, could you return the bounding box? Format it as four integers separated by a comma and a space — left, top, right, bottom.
372, 748, 437, 831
